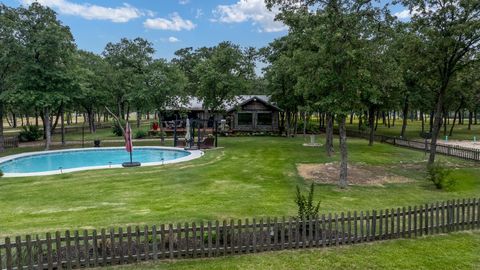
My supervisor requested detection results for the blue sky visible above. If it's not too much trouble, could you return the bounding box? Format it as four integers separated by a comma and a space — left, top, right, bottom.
2, 0, 408, 60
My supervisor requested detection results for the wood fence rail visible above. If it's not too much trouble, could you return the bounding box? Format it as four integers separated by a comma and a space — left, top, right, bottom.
319, 128, 480, 161
0, 198, 478, 269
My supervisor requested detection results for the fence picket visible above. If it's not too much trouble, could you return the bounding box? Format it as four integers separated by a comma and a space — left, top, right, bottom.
100, 229, 107, 266
83, 230, 89, 268
215, 221, 220, 256
36, 235, 42, 270
92, 230, 98, 267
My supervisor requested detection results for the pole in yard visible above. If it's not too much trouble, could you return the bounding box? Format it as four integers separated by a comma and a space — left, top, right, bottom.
215, 119, 218, 148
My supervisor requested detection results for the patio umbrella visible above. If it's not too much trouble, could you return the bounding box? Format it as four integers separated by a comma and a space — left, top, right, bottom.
185, 118, 191, 147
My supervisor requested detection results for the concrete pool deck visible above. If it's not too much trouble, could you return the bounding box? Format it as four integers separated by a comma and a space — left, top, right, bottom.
0, 146, 203, 178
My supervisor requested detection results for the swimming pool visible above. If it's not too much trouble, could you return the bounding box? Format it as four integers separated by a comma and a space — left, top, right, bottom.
0, 147, 203, 177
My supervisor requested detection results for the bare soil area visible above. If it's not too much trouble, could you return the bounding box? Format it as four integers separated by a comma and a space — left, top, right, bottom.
297, 162, 414, 186
436, 140, 480, 150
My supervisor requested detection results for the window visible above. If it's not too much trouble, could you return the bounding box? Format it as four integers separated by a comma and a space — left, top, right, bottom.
238, 113, 253, 125
257, 113, 272, 125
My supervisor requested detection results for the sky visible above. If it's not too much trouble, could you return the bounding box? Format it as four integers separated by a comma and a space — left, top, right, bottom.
2, 0, 410, 60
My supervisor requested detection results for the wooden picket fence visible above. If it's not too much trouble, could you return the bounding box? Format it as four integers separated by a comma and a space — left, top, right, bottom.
2, 137, 19, 149
0, 198, 479, 270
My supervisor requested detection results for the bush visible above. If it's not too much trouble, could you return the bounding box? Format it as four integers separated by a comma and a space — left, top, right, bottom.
19, 125, 43, 142
134, 129, 147, 139
427, 164, 457, 190
0, 170, 3, 178
111, 120, 126, 137
295, 183, 321, 220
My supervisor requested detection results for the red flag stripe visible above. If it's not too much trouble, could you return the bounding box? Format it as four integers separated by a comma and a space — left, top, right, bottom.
125, 123, 133, 153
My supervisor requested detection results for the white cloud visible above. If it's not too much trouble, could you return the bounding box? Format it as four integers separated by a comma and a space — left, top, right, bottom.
195, 8, 203, 19
178, 0, 190, 5
212, 0, 287, 33
168, 36, 180, 43
20, 0, 142, 23
394, 9, 412, 20
144, 13, 196, 31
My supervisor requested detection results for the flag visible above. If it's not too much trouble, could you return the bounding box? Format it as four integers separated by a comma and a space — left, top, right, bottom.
125, 122, 133, 153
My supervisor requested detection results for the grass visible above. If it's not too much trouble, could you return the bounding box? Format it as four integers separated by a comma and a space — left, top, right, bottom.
103, 231, 480, 270
0, 136, 478, 238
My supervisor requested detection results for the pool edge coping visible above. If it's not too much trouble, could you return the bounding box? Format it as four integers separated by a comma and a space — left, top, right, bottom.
0, 146, 204, 178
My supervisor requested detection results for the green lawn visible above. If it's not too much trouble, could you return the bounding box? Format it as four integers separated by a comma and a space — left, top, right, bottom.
0, 136, 478, 238
103, 231, 480, 270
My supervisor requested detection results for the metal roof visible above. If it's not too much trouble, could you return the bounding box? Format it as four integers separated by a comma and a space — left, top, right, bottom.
169, 95, 280, 111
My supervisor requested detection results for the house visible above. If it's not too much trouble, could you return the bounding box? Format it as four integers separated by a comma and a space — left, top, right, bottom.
166, 95, 282, 133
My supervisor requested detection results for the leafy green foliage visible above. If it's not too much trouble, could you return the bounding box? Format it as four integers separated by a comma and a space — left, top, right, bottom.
427, 164, 457, 190
18, 125, 43, 142
295, 183, 320, 220
134, 129, 147, 139
112, 120, 126, 137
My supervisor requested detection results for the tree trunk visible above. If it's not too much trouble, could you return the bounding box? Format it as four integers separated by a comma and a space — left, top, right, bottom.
443, 112, 447, 137
293, 112, 298, 137
468, 111, 473, 130
5, 113, 12, 127
374, 111, 379, 131
158, 111, 165, 144
429, 111, 434, 133
303, 112, 307, 138
358, 112, 362, 130
12, 111, 17, 128
420, 111, 425, 133
368, 106, 375, 146
136, 111, 141, 128
349, 112, 354, 124
338, 115, 348, 189
87, 109, 96, 134
60, 105, 65, 146
286, 111, 291, 137
326, 113, 334, 157
44, 107, 51, 150
392, 111, 396, 127
449, 104, 462, 137
0, 102, 5, 152
428, 85, 447, 167
387, 111, 391, 128
400, 95, 409, 138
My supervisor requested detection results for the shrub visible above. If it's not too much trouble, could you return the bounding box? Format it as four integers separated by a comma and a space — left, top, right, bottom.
295, 183, 321, 220
134, 129, 147, 139
19, 125, 43, 142
111, 120, 126, 137
427, 164, 457, 190
0, 170, 3, 178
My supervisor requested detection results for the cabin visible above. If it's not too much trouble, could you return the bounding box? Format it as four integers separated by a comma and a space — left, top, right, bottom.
165, 95, 282, 133
227, 96, 281, 132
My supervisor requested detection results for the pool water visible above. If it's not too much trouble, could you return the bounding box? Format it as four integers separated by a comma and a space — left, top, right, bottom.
0, 148, 191, 174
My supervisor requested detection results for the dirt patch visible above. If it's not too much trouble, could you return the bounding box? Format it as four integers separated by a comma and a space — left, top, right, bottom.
297, 163, 413, 186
